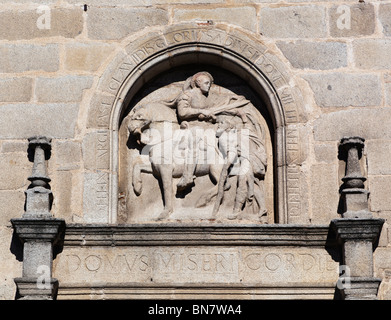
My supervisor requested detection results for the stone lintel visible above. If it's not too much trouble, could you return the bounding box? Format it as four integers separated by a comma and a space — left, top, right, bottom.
331, 218, 384, 244
11, 218, 65, 245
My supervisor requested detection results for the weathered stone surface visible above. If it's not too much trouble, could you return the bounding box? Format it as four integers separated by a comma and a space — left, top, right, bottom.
353, 39, 391, 70
369, 176, 391, 212
53, 171, 73, 220
314, 143, 338, 164
310, 164, 339, 223
329, 4, 375, 37
277, 41, 347, 70
386, 74, 391, 106
68, 0, 224, 3
379, 4, 391, 37
35, 76, 93, 103
0, 104, 79, 139
0, 226, 20, 300
1, 141, 28, 153
0, 191, 24, 224
303, 73, 381, 107
65, 43, 114, 72
375, 248, 391, 277
260, 6, 327, 38
0, 78, 32, 102
0, 153, 30, 191
314, 108, 391, 141
54, 141, 82, 170
0, 8, 83, 40
173, 7, 257, 32
367, 140, 391, 176
87, 7, 169, 40
0, 44, 59, 73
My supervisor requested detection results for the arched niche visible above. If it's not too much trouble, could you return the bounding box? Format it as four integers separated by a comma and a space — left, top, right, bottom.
85, 23, 307, 224
119, 65, 274, 223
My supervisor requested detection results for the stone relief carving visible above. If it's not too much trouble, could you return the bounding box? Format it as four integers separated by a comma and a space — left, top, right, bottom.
121, 72, 272, 223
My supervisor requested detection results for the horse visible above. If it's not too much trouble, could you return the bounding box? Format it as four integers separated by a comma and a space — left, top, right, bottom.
127, 102, 224, 220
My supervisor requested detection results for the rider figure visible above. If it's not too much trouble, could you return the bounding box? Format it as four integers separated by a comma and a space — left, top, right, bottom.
176, 72, 215, 190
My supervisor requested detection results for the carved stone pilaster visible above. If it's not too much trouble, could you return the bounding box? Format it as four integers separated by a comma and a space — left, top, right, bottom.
338, 137, 371, 219
332, 137, 384, 300
12, 218, 65, 300
24, 136, 53, 218
11, 136, 65, 300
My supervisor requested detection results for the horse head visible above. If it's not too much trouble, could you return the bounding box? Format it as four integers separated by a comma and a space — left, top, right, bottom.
128, 105, 152, 137
127, 101, 179, 145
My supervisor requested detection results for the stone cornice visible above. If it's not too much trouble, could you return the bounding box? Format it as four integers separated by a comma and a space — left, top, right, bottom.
11, 218, 65, 244
331, 218, 385, 244
64, 223, 333, 247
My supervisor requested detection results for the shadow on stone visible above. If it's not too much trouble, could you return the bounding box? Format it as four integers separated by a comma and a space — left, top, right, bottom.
10, 230, 23, 262
325, 222, 343, 300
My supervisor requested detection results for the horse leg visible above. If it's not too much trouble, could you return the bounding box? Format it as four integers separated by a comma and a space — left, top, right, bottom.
132, 161, 152, 196
193, 162, 224, 209
212, 163, 230, 216
228, 173, 247, 220
156, 164, 174, 220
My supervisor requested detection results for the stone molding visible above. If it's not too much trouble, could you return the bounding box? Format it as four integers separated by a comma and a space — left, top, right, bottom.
11, 218, 65, 245
57, 282, 337, 300
342, 277, 383, 300
13, 277, 59, 301
331, 218, 385, 244
64, 223, 333, 247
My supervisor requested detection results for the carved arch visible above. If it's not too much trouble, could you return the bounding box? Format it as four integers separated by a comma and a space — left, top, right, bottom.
85, 23, 307, 224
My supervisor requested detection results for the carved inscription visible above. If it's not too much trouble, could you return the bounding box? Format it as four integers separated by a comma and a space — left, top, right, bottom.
65, 253, 149, 273
156, 252, 236, 274
287, 127, 299, 164
108, 56, 135, 93
54, 247, 338, 285
96, 97, 113, 129
241, 249, 337, 284
96, 172, 109, 213
243, 251, 335, 273
96, 131, 109, 169
103, 27, 300, 129
287, 165, 301, 220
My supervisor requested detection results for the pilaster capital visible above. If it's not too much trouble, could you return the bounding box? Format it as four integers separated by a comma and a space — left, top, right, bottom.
11, 218, 65, 245
331, 218, 384, 244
